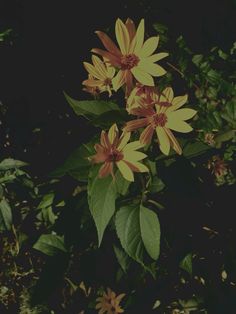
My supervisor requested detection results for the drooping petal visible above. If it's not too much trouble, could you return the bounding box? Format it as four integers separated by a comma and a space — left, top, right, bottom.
139, 36, 159, 58
138, 61, 166, 77
122, 140, 144, 152
156, 126, 171, 155
124, 117, 149, 132
125, 160, 149, 173
99, 162, 113, 178
117, 131, 131, 151
131, 67, 154, 86
112, 70, 126, 91
115, 18, 130, 54
168, 94, 188, 111
83, 62, 103, 80
95, 31, 121, 56
145, 52, 169, 63
167, 108, 197, 121
108, 123, 119, 144
134, 19, 145, 54
164, 127, 182, 155
116, 160, 134, 181
125, 18, 136, 41
166, 117, 193, 133
91, 48, 121, 67
140, 125, 154, 144
123, 150, 147, 162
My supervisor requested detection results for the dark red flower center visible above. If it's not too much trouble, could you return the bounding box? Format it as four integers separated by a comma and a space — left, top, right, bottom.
106, 149, 123, 162
151, 113, 167, 127
121, 54, 139, 70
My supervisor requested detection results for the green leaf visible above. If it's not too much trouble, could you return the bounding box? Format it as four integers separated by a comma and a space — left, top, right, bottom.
180, 253, 193, 275
33, 234, 67, 256
0, 199, 12, 231
215, 130, 236, 148
0, 158, 28, 171
91, 109, 129, 128
114, 170, 130, 196
37, 193, 55, 209
64, 92, 119, 117
113, 245, 131, 273
183, 141, 211, 158
115, 205, 144, 264
140, 205, 161, 260
192, 54, 203, 67
88, 166, 117, 246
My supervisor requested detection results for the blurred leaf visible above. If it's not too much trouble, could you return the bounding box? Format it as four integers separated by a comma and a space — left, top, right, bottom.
183, 141, 211, 158
0, 199, 12, 231
64, 92, 119, 117
91, 109, 129, 128
180, 253, 193, 275
192, 54, 203, 67
0, 158, 28, 171
140, 204, 161, 260
215, 130, 236, 148
33, 234, 67, 256
37, 193, 55, 209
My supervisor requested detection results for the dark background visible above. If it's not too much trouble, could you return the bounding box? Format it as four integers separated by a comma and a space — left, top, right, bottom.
0, 0, 236, 177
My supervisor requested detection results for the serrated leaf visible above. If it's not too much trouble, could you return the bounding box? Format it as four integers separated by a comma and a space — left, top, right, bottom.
33, 234, 67, 256
0, 199, 12, 231
180, 253, 193, 275
0, 158, 28, 171
64, 92, 119, 117
115, 205, 144, 264
140, 205, 161, 260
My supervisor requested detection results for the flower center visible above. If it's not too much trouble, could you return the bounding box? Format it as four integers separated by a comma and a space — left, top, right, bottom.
151, 113, 167, 127
121, 54, 139, 70
106, 149, 123, 162
104, 78, 112, 86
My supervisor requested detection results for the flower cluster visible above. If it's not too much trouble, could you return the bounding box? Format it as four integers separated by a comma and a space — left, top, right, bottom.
83, 18, 197, 181
95, 288, 125, 314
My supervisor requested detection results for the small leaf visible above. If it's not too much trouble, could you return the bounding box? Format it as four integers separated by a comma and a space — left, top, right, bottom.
140, 205, 161, 260
0, 158, 28, 171
33, 234, 67, 256
113, 245, 131, 273
180, 253, 193, 275
64, 92, 119, 117
0, 199, 12, 231
37, 193, 55, 209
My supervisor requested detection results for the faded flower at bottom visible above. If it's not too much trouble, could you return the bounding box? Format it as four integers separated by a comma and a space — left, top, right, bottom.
90, 123, 149, 182
95, 288, 125, 314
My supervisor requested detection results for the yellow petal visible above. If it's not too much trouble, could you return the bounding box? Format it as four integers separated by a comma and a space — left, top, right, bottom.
161, 87, 174, 103
82, 79, 102, 87
83, 62, 103, 80
156, 126, 170, 155
117, 131, 131, 150
134, 19, 144, 54
131, 67, 154, 86
145, 52, 169, 63
164, 127, 182, 155
107, 65, 116, 78
138, 61, 166, 77
126, 160, 149, 172
91, 55, 107, 77
168, 94, 188, 112
115, 18, 130, 54
116, 160, 134, 181
166, 117, 193, 133
123, 150, 147, 162
123, 140, 144, 152
112, 70, 126, 91
139, 36, 159, 57
167, 108, 197, 121
108, 124, 119, 144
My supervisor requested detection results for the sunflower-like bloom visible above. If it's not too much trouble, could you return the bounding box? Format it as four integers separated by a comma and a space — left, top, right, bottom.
83, 55, 116, 97
90, 123, 149, 182
92, 18, 168, 96
124, 87, 197, 155
95, 288, 125, 314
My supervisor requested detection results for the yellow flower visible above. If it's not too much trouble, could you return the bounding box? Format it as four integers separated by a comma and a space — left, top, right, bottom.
124, 87, 197, 155
95, 288, 125, 314
92, 18, 168, 96
83, 55, 116, 97
90, 123, 149, 182
82, 74, 101, 97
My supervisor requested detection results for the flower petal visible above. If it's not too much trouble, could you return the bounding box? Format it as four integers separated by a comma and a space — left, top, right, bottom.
95, 31, 121, 56
123, 150, 147, 162
117, 131, 131, 151
131, 67, 154, 86
112, 70, 126, 91
124, 117, 149, 132
83, 62, 103, 80
82, 79, 102, 87
116, 160, 134, 181
160, 87, 174, 103
139, 36, 159, 57
123, 140, 144, 152
134, 19, 144, 54
108, 123, 119, 144
140, 125, 154, 144
168, 94, 188, 111
125, 18, 136, 41
156, 126, 170, 155
145, 52, 169, 63
99, 162, 113, 178
167, 108, 197, 121
92, 55, 107, 77
164, 127, 182, 155
126, 160, 149, 173
115, 18, 130, 54
91, 48, 121, 67
166, 117, 193, 133
138, 61, 167, 77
